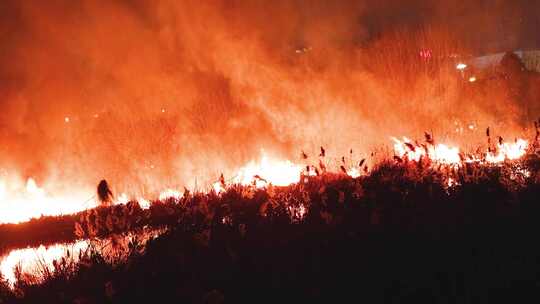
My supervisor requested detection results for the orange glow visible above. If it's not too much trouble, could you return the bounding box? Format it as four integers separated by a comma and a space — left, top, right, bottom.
347, 167, 361, 178
456, 63, 467, 70
0, 177, 96, 224
0, 137, 530, 224
116, 192, 151, 209
138, 198, 152, 209
0, 177, 159, 224
213, 182, 226, 194
158, 189, 183, 201
212, 150, 365, 192
0, 240, 88, 286
486, 139, 529, 163
0, 1, 536, 231
392, 137, 461, 164
287, 204, 307, 220
233, 151, 303, 188
0, 229, 165, 287
392, 136, 529, 165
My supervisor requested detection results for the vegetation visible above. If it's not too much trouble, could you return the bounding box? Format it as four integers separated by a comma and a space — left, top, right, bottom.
2, 153, 540, 303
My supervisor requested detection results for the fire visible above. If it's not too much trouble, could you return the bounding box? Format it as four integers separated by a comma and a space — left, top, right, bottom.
158, 189, 183, 201
392, 137, 461, 164
0, 178, 157, 224
0, 137, 530, 225
392, 136, 529, 165
486, 139, 529, 163
347, 167, 361, 178
0, 177, 96, 224
138, 198, 152, 209
116, 192, 152, 209
232, 151, 304, 188
212, 150, 364, 192
213, 182, 226, 194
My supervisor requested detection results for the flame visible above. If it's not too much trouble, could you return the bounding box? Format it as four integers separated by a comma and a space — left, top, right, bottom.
233, 151, 303, 188
392, 137, 461, 164
158, 189, 183, 201
0, 177, 96, 224
0, 137, 530, 224
138, 198, 151, 209
392, 136, 528, 165
116, 192, 152, 209
347, 167, 361, 178
212, 150, 363, 192
213, 182, 226, 194
0, 177, 158, 224
486, 139, 529, 163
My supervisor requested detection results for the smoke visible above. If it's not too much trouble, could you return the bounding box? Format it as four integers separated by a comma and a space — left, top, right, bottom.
0, 0, 537, 195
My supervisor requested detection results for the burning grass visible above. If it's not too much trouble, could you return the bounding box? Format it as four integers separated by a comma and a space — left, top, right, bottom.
2, 143, 540, 302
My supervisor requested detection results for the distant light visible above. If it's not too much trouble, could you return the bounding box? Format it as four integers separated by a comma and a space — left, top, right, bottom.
161, 108, 166, 113
93, 114, 99, 118
469, 76, 477, 82
456, 63, 467, 70
64, 117, 70, 123
468, 124, 475, 130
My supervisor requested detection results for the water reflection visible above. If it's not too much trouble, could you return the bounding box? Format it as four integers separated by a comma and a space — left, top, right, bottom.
0, 240, 88, 285
0, 228, 165, 286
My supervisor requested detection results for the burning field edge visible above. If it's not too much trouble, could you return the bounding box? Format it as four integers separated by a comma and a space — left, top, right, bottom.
1, 142, 540, 302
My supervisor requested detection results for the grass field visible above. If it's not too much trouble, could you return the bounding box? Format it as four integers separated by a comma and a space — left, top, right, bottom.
2, 151, 540, 303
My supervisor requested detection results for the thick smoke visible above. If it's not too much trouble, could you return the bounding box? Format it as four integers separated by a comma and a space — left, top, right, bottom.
0, 0, 537, 195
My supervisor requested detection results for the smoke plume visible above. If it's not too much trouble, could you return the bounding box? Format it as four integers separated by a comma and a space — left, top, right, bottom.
0, 0, 537, 195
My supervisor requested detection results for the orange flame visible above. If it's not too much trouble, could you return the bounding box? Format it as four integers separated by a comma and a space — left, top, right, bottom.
0, 178, 156, 224
212, 151, 304, 191
0, 177, 95, 224
392, 136, 528, 165
0, 137, 530, 224
392, 137, 461, 164
486, 139, 529, 163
